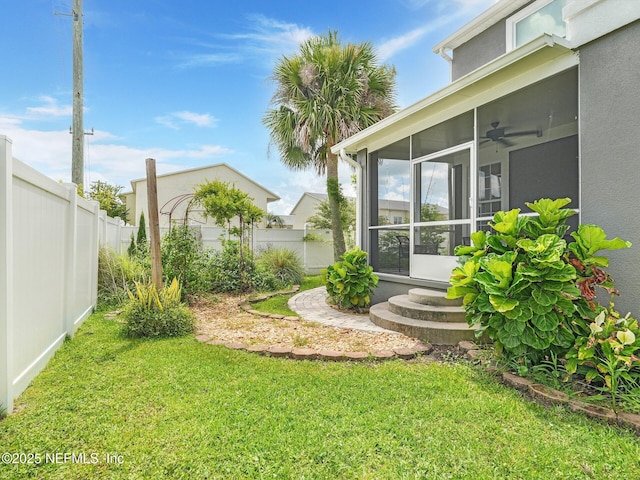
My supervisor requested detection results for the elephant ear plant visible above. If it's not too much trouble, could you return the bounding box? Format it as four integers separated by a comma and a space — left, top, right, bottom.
447, 198, 631, 365
325, 248, 378, 312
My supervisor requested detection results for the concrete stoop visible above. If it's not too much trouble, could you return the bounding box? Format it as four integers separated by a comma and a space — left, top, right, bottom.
369, 287, 480, 345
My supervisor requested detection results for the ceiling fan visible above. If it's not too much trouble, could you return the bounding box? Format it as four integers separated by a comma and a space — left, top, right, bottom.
481, 121, 542, 147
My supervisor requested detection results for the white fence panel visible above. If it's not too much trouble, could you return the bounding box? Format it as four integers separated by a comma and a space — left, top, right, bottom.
120, 225, 335, 275
0, 135, 115, 414
9, 161, 70, 404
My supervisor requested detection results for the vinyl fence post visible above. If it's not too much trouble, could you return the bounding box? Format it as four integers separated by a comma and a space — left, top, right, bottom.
0, 136, 14, 413
90, 201, 101, 309
63, 183, 79, 337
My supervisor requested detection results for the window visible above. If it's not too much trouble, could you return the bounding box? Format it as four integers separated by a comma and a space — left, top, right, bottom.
393, 216, 403, 225
478, 162, 502, 217
372, 138, 410, 227
507, 0, 567, 51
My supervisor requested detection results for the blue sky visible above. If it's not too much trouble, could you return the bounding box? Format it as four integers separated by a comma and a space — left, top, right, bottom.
2, 0, 496, 215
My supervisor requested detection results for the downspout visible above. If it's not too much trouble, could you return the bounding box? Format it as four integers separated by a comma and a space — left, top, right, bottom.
437, 47, 453, 82
339, 148, 361, 248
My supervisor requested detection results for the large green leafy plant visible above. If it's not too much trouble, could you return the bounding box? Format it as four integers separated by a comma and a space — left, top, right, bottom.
447, 198, 631, 364
325, 248, 378, 311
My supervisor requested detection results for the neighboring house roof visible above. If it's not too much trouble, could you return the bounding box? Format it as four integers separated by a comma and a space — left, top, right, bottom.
126, 162, 280, 202
290, 192, 414, 214
289, 192, 328, 216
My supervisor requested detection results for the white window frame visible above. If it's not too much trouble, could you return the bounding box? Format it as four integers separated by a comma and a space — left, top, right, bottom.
506, 0, 566, 52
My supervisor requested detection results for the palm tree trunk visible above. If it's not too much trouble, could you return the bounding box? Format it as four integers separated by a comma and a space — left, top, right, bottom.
326, 150, 346, 261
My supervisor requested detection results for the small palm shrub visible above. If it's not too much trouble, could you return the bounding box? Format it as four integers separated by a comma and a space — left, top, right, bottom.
98, 246, 149, 306
257, 247, 304, 286
122, 278, 195, 338
325, 247, 378, 311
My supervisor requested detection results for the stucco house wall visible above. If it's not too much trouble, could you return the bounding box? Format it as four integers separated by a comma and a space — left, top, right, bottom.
291, 192, 410, 230
452, 20, 508, 80
124, 163, 279, 228
290, 193, 327, 230
579, 19, 640, 315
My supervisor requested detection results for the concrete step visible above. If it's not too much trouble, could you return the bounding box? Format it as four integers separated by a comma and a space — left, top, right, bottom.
407, 288, 462, 307
388, 295, 466, 323
370, 302, 480, 345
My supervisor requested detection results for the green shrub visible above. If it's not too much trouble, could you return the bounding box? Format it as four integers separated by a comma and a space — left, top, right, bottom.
566, 304, 640, 411
127, 232, 137, 257
325, 247, 378, 310
136, 212, 147, 253
122, 278, 195, 338
208, 241, 281, 294
161, 225, 210, 295
447, 198, 631, 365
97, 246, 149, 307
257, 247, 305, 286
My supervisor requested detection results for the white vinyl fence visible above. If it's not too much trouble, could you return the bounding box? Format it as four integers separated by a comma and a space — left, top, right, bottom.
115, 225, 335, 275
0, 135, 123, 414
0, 134, 335, 414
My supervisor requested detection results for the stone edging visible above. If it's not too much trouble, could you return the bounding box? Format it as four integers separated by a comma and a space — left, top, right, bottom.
459, 341, 640, 436
199, 285, 434, 361
195, 333, 434, 362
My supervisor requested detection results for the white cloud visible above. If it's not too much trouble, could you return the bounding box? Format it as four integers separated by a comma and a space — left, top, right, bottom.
268, 160, 355, 215
377, 27, 430, 62
378, 0, 496, 60
1, 122, 234, 189
382, 191, 408, 202
180, 15, 314, 69
25, 96, 73, 119
156, 111, 217, 129
177, 52, 242, 69
235, 15, 314, 56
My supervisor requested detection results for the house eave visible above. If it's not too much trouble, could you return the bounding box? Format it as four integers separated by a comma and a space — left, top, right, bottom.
332, 34, 574, 155
432, 0, 531, 54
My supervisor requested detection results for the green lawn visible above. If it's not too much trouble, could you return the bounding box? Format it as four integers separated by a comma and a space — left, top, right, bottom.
251, 274, 325, 316
1, 313, 639, 479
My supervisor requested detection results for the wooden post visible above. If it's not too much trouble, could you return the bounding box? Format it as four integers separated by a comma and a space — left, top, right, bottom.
145, 158, 163, 289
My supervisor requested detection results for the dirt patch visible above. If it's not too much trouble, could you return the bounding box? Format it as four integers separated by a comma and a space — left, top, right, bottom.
190, 294, 422, 353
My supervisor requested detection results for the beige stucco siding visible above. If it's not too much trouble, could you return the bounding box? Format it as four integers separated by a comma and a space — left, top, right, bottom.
127, 164, 279, 227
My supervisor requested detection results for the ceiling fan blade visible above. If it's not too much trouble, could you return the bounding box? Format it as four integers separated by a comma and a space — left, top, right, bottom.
498, 138, 515, 147
503, 129, 542, 138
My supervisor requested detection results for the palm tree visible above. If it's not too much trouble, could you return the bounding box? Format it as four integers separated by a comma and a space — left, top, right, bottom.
265, 212, 285, 228
263, 30, 396, 260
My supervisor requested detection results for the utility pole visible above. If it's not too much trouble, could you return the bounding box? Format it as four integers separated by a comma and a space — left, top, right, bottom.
71, 0, 84, 189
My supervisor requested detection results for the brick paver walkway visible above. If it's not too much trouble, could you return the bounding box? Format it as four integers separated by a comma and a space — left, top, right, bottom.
288, 287, 398, 334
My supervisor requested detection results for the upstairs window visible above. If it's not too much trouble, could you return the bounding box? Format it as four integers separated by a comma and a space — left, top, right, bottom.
507, 0, 567, 51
